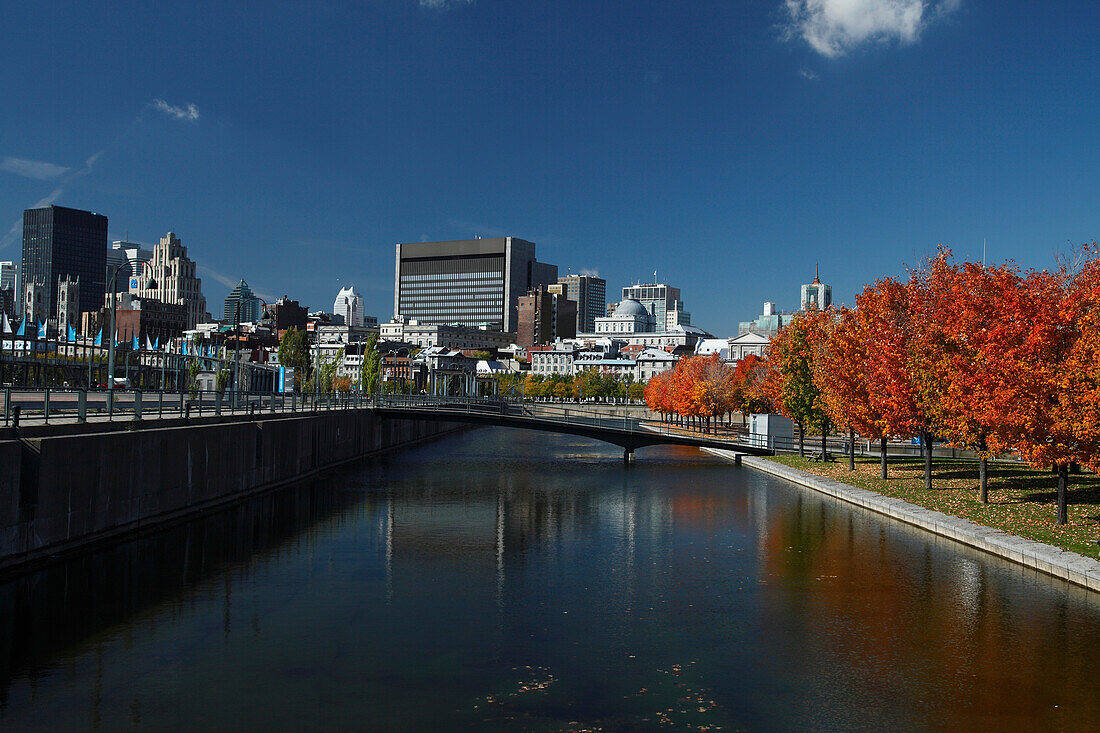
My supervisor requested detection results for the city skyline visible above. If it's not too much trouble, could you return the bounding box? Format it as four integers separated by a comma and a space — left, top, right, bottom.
1, 1, 1098, 335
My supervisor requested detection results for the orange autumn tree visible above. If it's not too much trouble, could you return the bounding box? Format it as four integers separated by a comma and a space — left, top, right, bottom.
644, 370, 674, 422
691, 354, 737, 433
910, 251, 1038, 502
816, 305, 875, 471
730, 354, 773, 423
1011, 250, 1100, 524
854, 277, 937, 484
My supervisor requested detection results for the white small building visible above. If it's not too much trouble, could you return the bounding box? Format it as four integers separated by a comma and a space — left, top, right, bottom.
728, 332, 770, 361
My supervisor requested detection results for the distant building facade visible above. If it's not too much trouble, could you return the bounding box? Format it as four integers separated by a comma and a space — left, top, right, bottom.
517, 285, 577, 348
393, 237, 557, 332
21, 205, 108, 326
381, 316, 515, 352
130, 232, 209, 329
224, 279, 261, 323
552, 274, 606, 333
620, 282, 690, 332
800, 266, 831, 311
265, 295, 308, 331
333, 285, 365, 327
738, 301, 795, 338
107, 240, 153, 294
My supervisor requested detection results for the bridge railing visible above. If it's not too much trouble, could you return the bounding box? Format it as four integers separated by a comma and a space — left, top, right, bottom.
0, 386, 378, 428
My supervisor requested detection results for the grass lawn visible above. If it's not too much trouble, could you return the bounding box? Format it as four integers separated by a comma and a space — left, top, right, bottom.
767, 454, 1100, 560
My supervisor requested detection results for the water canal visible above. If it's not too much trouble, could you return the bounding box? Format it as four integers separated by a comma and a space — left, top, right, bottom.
1, 428, 1098, 730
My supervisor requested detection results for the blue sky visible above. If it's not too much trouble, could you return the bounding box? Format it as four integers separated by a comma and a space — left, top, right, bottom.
1, 0, 1097, 335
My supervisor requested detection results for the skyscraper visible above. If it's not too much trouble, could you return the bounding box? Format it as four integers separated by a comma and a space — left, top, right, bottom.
20, 205, 107, 325
393, 237, 557, 332
553, 274, 606, 333
333, 285, 364, 327
224, 279, 261, 323
131, 232, 209, 329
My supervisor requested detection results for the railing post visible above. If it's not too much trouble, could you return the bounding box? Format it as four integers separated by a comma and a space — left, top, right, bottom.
215, 391, 222, 415
43, 387, 49, 424
78, 389, 86, 423
3, 388, 8, 427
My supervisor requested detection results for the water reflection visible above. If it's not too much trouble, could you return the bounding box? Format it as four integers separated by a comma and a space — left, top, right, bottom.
0, 428, 1097, 730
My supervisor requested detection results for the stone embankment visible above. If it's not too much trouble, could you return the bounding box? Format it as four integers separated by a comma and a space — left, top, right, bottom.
0, 409, 460, 572
704, 448, 1100, 594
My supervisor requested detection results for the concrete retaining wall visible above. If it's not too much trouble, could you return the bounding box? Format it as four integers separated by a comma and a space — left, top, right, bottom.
0, 410, 459, 571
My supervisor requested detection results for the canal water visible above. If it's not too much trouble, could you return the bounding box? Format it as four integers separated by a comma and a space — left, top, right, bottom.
1, 428, 1098, 731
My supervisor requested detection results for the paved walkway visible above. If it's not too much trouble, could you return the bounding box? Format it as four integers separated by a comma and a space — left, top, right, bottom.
704, 447, 1100, 595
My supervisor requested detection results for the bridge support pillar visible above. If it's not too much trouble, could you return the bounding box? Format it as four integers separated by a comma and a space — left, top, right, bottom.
623, 448, 635, 465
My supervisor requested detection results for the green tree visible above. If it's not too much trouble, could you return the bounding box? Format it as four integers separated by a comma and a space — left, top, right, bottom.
361, 333, 381, 394
215, 368, 230, 393
768, 314, 829, 457
278, 327, 312, 392
317, 347, 343, 393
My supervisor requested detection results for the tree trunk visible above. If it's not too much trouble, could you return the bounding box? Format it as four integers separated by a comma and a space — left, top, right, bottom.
880, 437, 888, 479
923, 431, 932, 492
978, 437, 988, 504
1057, 464, 1069, 526
848, 427, 855, 471
798, 421, 805, 458
821, 423, 827, 462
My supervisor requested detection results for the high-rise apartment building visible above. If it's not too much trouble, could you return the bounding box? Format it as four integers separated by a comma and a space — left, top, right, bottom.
20, 205, 107, 325
131, 232, 209, 329
394, 237, 557, 332
620, 282, 690, 333
800, 266, 831, 311
333, 285, 365, 327
517, 285, 577, 348
553, 274, 606, 333
224, 279, 261, 323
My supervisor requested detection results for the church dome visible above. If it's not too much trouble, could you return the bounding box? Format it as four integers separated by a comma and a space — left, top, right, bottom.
614, 298, 649, 317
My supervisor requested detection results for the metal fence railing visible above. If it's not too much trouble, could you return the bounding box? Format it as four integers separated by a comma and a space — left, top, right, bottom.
1, 387, 375, 428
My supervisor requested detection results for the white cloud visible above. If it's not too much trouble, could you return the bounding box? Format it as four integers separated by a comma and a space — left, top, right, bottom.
783, 0, 960, 57
577, 268, 601, 278
0, 157, 72, 180
0, 148, 106, 250
799, 67, 820, 80
153, 98, 200, 121
418, 0, 473, 8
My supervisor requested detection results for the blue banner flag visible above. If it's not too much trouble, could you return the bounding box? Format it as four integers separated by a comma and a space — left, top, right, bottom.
16, 319, 25, 336
182, 341, 189, 355
94, 329, 102, 346
153, 336, 160, 350
132, 333, 139, 350
37, 320, 46, 339
67, 324, 76, 342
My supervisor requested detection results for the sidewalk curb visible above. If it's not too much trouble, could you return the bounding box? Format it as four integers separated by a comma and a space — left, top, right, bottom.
703, 447, 1100, 594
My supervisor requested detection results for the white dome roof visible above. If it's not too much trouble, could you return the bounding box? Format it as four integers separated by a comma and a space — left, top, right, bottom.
613, 298, 649, 317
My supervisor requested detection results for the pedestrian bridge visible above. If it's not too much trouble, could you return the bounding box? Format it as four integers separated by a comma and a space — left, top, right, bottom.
372, 395, 774, 462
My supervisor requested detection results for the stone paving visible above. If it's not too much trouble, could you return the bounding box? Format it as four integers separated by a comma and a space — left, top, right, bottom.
704, 447, 1100, 595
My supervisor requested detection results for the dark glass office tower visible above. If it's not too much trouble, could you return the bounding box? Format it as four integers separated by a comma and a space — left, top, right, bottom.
21, 205, 108, 322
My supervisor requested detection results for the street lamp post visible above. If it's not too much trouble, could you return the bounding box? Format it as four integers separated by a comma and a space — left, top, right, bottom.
108, 260, 155, 404
232, 295, 267, 411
